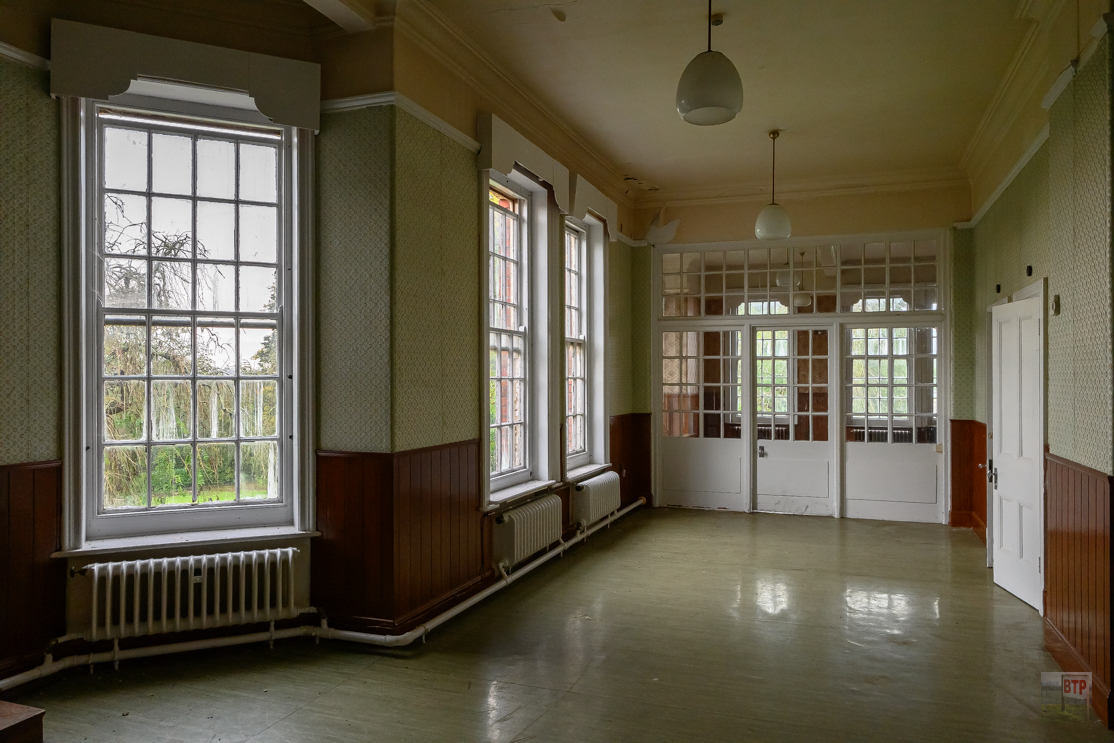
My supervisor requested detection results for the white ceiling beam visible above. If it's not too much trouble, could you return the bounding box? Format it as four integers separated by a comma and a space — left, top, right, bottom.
302, 0, 377, 32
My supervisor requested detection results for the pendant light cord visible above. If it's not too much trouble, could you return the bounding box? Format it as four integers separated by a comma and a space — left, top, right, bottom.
770, 131, 777, 204
707, 0, 712, 51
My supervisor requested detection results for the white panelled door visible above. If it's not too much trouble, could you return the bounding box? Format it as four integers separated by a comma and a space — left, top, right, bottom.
991, 297, 1043, 611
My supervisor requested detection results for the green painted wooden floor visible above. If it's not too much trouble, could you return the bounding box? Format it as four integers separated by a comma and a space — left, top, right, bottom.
11, 508, 1114, 741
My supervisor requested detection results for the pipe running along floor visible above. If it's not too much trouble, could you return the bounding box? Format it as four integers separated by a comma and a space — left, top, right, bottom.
9, 509, 1113, 742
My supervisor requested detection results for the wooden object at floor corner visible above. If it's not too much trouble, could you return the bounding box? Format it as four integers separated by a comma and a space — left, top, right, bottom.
0, 700, 44, 743
1044, 451, 1114, 726
0, 460, 65, 682
948, 419, 987, 541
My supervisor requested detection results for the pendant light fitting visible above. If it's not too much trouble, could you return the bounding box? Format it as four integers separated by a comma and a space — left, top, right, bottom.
675, 1, 744, 126
755, 129, 792, 241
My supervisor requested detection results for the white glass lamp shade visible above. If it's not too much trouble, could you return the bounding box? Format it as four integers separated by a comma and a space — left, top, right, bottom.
676, 51, 744, 126
755, 202, 792, 241
793, 294, 813, 308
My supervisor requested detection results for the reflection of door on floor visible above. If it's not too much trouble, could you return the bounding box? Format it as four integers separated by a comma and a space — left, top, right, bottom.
990, 296, 1043, 612
755, 327, 834, 515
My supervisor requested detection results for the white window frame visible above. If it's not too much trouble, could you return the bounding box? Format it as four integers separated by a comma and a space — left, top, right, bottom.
487, 179, 531, 486
563, 215, 608, 477
564, 223, 589, 466
63, 92, 314, 548
484, 170, 560, 503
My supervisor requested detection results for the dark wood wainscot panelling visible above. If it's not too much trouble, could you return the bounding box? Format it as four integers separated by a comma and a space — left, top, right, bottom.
948, 419, 987, 541
313, 440, 491, 635
0, 461, 65, 679
610, 413, 652, 507
1044, 452, 1114, 725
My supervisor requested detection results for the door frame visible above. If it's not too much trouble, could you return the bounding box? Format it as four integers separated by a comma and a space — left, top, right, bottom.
987, 279, 1046, 602
650, 229, 953, 522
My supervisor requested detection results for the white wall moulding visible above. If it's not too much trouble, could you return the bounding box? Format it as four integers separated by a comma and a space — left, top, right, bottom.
320, 91, 481, 153
1041, 65, 1076, 111
0, 40, 49, 69
570, 174, 618, 235
954, 124, 1049, 230
479, 112, 570, 213
49, 20, 321, 130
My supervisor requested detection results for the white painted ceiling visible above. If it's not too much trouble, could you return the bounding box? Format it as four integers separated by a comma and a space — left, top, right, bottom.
424, 0, 1029, 203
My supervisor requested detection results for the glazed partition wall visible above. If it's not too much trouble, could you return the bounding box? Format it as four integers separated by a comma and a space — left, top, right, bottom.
653, 233, 948, 522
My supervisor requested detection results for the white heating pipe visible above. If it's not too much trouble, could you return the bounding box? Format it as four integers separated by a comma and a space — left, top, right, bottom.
317, 497, 645, 648
0, 497, 644, 690
0, 625, 316, 691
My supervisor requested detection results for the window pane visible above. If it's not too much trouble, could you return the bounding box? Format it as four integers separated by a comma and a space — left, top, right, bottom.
197, 442, 236, 503
240, 265, 278, 312
196, 201, 236, 260
197, 381, 235, 439
152, 380, 191, 440
197, 139, 235, 199
151, 197, 193, 258
104, 323, 147, 376
104, 194, 148, 255
151, 444, 193, 506
196, 263, 236, 312
240, 380, 278, 437
239, 144, 278, 203
151, 322, 193, 376
240, 326, 278, 375
152, 133, 192, 196
103, 446, 148, 509
240, 441, 279, 499
239, 205, 278, 263
152, 260, 193, 310
196, 324, 236, 375
104, 128, 148, 191
104, 380, 146, 441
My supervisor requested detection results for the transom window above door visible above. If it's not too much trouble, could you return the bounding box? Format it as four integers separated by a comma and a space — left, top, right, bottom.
661, 240, 940, 318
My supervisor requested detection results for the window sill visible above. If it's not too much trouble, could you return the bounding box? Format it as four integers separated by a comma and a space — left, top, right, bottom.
53, 525, 320, 559
567, 463, 613, 484
485, 479, 557, 511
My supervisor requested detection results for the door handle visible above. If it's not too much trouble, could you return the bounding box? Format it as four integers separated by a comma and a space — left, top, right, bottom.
990, 468, 998, 489
758, 446, 767, 458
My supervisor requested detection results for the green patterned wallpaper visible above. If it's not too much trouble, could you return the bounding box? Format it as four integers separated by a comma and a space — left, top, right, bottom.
630, 245, 652, 415
949, 228, 976, 420
968, 35, 1112, 475
392, 108, 480, 452
608, 240, 633, 416
316, 106, 393, 453
0, 59, 59, 466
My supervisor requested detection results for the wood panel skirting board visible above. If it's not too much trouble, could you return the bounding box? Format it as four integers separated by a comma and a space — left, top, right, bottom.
610, 414, 653, 508
313, 440, 492, 634
948, 419, 987, 541
0, 461, 65, 680
315, 416, 653, 634
1044, 451, 1114, 725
